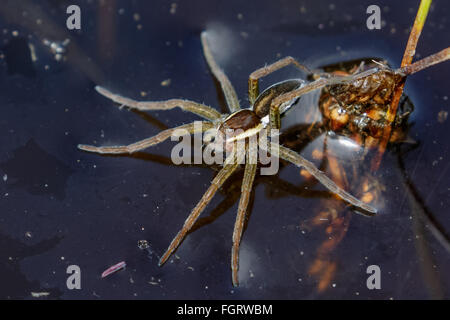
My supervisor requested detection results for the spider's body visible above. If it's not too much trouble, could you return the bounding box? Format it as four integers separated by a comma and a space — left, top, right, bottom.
218, 79, 303, 147
78, 31, 449, 286
218, 109, 262, 143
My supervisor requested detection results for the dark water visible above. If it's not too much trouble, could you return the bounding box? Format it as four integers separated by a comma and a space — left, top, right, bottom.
0, 0, 449, 299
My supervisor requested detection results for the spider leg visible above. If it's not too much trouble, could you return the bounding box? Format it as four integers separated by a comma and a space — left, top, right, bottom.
231, 147, 257, 287
78, 121, 214, 154
95, 86, 222, 121
248, 56, 312, 105
268, 68, 380, 129
159, 147, 244, 266
201, 31, 241, 113
264, 142, 377, 214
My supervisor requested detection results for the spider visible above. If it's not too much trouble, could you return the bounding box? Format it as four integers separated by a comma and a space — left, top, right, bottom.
78, 31, 448, 286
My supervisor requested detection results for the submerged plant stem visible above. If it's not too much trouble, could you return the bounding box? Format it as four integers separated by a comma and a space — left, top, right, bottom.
372, 0, 432, 171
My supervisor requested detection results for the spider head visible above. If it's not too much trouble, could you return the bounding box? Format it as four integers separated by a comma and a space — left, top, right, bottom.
212, 109, 263, 152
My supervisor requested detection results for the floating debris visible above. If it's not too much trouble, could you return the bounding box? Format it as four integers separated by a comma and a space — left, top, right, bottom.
137, 240, 149, 250
2, 174, 6, 182
160, 78, 171, 87
138, 240, 157, 260
28, 43, 38, 62
170, 3, 177, 15
31, 292, 50, 298
438, 110, 448, 123
42, 38, 70, 61
101, 261, 126, 278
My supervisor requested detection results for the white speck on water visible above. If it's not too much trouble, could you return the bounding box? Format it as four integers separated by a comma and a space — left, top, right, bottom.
170, 3, 177, 15
240, 31, 249, 39
31, 292, 50, 298
2, 174, 7, 182
161, 78, 171, 86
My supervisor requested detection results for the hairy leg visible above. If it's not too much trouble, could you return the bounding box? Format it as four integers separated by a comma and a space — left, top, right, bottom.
78, 121, 214, 154
95, 86, 222, 121
263, 142, 377, 214
159, 147, 243, 265
269, 67, 380, 129
231, 149, 257, 287
248, 56, 312, 105
201, 31, 240, 113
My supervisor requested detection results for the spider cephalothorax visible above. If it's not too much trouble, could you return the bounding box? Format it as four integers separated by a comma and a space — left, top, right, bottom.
78, 31, 449, 286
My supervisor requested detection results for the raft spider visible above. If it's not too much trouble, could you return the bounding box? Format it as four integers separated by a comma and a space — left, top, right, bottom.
78, 31, 389, 287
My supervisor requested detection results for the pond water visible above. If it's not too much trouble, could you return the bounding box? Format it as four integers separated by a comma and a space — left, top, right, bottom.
0, 0, 449, 299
